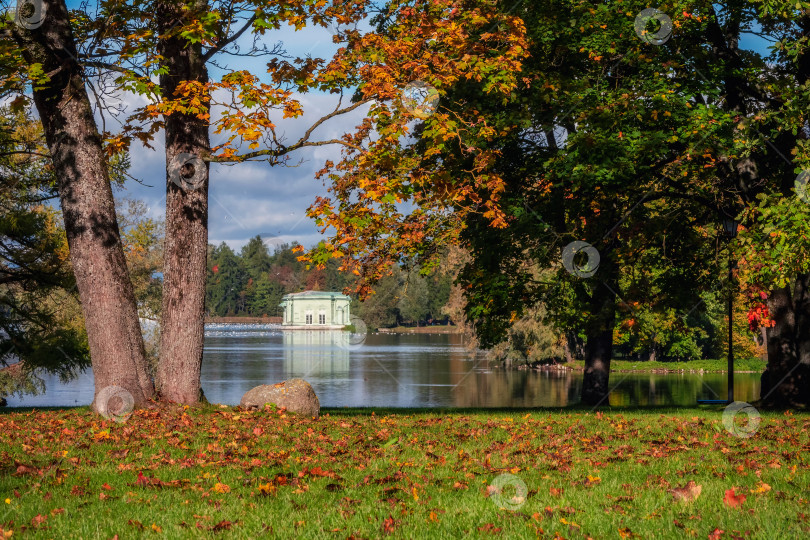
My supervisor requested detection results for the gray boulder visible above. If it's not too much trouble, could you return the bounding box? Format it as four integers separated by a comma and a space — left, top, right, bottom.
240, 379, 320, 418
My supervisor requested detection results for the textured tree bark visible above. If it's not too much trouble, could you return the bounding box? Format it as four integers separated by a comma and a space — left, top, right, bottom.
581, 258, 617, 406
155, 1, 210, 403
15, 0, 154, 407
761, 278, 810, 407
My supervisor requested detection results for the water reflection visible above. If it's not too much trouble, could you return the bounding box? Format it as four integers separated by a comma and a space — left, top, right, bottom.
4, 325, 761, 408
283, 330, 350, 377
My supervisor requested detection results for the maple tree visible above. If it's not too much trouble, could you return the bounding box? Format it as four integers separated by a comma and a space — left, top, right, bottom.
308, 0, 810, 406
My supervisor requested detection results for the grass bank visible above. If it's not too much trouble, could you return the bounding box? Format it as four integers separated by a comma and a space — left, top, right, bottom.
378, 325, 463, 334
559, 357, 767, 373
1, 405, 807, 539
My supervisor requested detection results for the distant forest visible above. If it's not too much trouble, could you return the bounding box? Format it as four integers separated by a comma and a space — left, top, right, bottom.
205, 236, 453, 329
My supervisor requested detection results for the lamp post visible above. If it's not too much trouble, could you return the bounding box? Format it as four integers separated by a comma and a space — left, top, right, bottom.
699, 215, 739, 405
721, 217, 739, 403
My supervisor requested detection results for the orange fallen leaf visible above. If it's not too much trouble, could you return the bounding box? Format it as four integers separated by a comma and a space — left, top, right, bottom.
213, 482, 231, 494
751, 481, 771, 494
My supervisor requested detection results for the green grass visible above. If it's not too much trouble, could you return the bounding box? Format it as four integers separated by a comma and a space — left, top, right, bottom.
1, 405, 807, 538
565, 357, 767, 373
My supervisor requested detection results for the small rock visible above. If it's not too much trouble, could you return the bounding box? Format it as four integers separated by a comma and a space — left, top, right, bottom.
240, 379, 320, 419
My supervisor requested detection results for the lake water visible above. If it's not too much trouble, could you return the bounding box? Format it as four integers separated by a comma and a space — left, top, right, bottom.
4, 324, 761, 408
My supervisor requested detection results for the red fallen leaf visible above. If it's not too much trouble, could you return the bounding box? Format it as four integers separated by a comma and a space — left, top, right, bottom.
708, 528, 724, 540
253, 427, 263, 436
724, 488, 746, 508
550, 487, 564, 497
70, 485, 86, 496
300, 466, 338, 479
382, 515, 398, 534
50, 508, 64, 516
478, 523, 502, 533
31, 514, 47, 527
101, 483, 113, 491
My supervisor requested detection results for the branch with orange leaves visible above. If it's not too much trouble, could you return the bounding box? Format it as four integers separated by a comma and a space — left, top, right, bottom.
209, 96, 371, 163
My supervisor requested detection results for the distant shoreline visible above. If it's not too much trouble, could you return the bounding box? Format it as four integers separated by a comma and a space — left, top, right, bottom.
205, 316, 282, 324
204, 318, 463, 334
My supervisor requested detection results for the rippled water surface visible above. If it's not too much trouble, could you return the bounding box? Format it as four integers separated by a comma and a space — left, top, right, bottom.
5, 324, 761, 408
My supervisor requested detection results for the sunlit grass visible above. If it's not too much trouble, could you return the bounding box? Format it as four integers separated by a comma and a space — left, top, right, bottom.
566, 357, 766, 373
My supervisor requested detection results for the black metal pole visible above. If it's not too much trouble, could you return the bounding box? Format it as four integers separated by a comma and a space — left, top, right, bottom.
728, 248, 734, 403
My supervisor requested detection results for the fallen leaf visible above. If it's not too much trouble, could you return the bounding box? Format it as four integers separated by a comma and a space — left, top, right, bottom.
751, 482, 771, 494
708, 528, 724, 540
724, 488, 746, 508
213, 482, 231, 494
382, 515, 398, 534
669, 481, 702, 502
31, 514, 47, 527
212, 520, 233, 531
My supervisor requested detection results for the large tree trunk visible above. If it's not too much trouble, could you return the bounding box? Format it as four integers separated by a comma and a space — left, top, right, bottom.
581, 258, 617, 406
761, 278, 810, 407
15, 0, 154, 408
155, 1, 210, 403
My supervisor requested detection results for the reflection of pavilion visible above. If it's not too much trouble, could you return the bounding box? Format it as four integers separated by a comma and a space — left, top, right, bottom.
283, 330, 349, 377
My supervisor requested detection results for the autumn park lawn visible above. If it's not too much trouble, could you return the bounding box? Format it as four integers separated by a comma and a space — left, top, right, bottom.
1, 406, 808, 539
